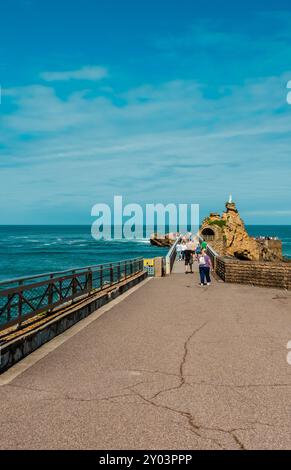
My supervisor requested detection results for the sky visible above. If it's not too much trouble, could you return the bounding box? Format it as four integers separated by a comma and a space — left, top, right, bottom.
1, 0, 291, 224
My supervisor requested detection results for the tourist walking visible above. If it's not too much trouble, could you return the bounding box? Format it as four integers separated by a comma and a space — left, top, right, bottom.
184, 248, 194, 274
198, 249, 212, 286
186, 239, 196, 252
181, 241, 187, 260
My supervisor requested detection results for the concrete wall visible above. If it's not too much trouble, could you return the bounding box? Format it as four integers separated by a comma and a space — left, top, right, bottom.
0, 271, 147, 374
216, 257, 291, 290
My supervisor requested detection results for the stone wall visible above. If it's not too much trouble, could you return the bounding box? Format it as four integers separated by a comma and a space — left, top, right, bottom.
216, 257, 291, 290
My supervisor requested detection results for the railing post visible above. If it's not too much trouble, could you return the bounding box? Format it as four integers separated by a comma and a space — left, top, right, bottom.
72, 272, 77, 297
48, 274, 54, 311
124, 261, 127, 279
100, 266, 103, 290
17, 280, 23, 329
117, 262, 121, 282
110, 264, 114, 285
59, 279, 63, 301
7, 293, 12, 322
88, 269, 93, 292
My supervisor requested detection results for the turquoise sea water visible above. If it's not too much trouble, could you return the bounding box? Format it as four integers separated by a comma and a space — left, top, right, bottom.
0, 225, 290, 281
0, 226, 168, 281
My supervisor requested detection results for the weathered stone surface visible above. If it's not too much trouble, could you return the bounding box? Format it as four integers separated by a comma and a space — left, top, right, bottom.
150, 233, 177, 247
220, 202, 261, 260
200, 201, 282, 261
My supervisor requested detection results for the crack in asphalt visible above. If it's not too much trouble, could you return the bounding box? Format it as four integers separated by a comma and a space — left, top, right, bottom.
5, 319, 279, 450
6, 380, 145, 404
129, 383, 247, 450
122, 321, 248, 450
150, 321, 209, 400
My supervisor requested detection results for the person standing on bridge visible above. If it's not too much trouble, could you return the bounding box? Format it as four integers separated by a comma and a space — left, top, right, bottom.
181, 240, 187, 260
184, 248, 194, 274
187, 239, 196, 252
198, 249, 212, 286
184, 240, 196, 274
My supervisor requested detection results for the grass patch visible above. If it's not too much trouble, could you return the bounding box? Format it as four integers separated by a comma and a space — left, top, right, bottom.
209, 220, 226, 228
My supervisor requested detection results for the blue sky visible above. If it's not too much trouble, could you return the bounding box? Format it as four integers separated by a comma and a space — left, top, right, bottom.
1, 0, 291, 224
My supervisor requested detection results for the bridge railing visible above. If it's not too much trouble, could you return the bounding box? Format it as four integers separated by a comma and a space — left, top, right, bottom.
165, 235, 183, 275
0, 258, 144, 331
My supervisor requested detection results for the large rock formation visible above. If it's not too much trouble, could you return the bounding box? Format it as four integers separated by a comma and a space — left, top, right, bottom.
150, 232, 178, 247
200, 200, 282, 261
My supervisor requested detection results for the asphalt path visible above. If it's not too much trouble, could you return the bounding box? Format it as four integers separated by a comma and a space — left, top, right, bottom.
1, 260, 291, 449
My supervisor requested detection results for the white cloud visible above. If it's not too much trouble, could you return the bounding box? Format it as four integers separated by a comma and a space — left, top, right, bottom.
2, 73, 291, 223
40, 65, 108, 82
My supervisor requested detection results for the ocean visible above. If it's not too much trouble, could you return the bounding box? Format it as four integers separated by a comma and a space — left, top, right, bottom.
0, 225, 290, 281
0, 225, 168, 281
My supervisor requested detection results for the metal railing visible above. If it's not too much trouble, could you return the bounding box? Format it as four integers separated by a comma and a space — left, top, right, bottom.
0, 258, 144, 331
165, 235, 182, 275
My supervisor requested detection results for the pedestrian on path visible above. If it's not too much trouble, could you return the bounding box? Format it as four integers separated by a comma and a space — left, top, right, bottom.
186, 239, 197, 252
184, 248, 194, 274
198, 249, 212, 286
181, 241, 187, 260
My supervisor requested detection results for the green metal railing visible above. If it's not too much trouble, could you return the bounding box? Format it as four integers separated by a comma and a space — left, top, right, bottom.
0, 258, 144, 331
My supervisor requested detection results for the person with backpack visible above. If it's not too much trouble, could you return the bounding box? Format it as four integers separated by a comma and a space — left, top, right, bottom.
198, 249, 212, 286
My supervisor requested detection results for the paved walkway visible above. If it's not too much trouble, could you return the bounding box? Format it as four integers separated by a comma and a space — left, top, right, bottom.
1, 260, 291, 450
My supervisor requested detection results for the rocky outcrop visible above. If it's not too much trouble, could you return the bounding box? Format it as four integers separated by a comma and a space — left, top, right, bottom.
150, 233, 177, 247
220, 202, 261, 260
200, 201, 282, 262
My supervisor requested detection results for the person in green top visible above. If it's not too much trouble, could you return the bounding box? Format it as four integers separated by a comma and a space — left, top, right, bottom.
201, 241, 208, 250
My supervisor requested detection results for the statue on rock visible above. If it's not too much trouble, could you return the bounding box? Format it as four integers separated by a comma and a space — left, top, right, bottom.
200, 198, 282, 262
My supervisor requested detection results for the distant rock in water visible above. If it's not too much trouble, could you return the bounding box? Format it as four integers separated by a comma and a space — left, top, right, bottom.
150, 233, 178, 247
